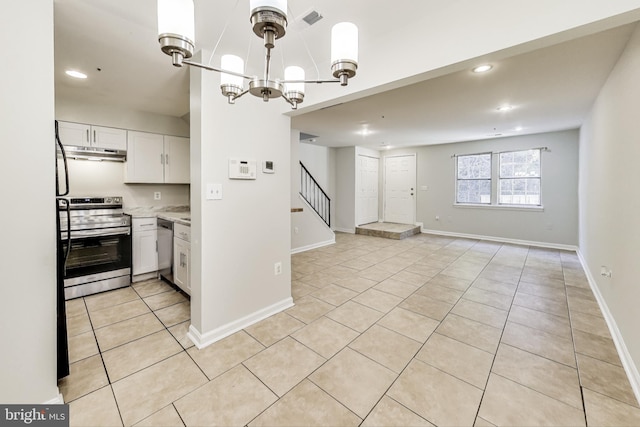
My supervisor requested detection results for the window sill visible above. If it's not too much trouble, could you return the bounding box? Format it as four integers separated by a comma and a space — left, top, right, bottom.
453, 203, 544, 212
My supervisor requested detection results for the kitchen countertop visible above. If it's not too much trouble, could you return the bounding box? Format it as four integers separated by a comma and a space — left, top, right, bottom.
157, 212, 190, 226
125, 207, 190, 226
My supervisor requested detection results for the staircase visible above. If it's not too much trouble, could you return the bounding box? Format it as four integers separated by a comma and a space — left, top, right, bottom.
299, 162, 330, 227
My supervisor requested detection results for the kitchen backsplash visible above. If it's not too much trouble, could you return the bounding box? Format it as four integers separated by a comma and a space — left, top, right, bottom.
65, 158, 190, 208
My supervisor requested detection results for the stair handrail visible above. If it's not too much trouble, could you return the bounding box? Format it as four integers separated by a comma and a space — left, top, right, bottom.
299, 161, 331, 227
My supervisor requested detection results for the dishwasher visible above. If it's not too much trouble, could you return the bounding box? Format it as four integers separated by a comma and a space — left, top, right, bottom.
157, 218, 174, 283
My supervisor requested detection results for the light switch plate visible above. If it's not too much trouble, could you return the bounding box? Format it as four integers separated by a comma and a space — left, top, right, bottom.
206, 183, 222, 200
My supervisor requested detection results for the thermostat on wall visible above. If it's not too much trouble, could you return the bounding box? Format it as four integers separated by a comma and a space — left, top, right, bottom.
263, 160, 275, 174
229, 158, 256, 180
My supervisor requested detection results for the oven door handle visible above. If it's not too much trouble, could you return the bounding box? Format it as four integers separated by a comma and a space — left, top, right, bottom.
59, 198, 71, 274
67, 228, 131, 239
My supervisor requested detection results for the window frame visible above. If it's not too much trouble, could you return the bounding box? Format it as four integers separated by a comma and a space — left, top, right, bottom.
455, 152, 493, 205
497, 148, 542, 207
452, 147, 545, 211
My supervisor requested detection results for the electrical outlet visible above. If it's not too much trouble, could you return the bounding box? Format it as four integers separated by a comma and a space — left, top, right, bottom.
154, 191, 161, 200
274, 262, 282, 276
294, 227, 299, 234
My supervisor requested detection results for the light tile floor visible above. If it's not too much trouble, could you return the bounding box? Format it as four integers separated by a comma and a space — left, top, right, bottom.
60, 232, 640, 426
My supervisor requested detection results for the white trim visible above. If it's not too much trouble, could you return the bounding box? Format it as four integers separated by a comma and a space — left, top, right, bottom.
421, 228, 577, 251
44, 392, 64, 404
576, 250, 640, 406
291, 238, 335, 254
453, 203, 545, 212
187, 297, 294, 349
333, 227, 355, 234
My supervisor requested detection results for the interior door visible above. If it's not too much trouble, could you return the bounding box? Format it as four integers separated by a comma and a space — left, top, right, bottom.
384, 154, 416, 224
357, 155, 379, 225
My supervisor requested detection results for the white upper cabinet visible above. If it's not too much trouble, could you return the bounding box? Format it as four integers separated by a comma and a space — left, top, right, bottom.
126, 131, 190, 184
126, 131, 165, 183
164, 136, 190, 184
57, 121, 126, 150
92, 126, 127, 151
57, 121, 90, 147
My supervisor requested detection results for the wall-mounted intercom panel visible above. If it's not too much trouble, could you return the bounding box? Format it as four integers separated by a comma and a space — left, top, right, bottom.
229, 158, 257, 180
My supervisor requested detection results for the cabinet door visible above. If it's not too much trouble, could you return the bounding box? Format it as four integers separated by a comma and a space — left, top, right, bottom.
173, 238, 190, 295
57, 121, 90, 147
164, 136, 190, 184
133, 229, 158, 275
125, 131, 164, 183
92, 126, 127, 150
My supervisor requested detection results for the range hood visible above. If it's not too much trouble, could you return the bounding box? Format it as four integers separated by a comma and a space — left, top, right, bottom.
63, 145, 127, 162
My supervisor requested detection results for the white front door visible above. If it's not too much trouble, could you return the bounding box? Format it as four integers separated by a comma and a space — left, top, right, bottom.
357, 155, 379, 225
384, 154, 416, 224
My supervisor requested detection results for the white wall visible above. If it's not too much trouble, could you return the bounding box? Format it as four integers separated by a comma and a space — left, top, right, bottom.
189, 51, 292, 347
384, 130, 579, 246
299, 140, 337, 231
295, 2, 640, 113
0, 0, 59, 403
56, 99, 190, 208
299, 142, 332, 190
292, 135, 335, 252
334, 147, 356, 232
579, 23, 640, 394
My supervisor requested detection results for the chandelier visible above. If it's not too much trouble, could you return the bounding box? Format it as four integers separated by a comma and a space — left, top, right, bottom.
157, 0, 359, 109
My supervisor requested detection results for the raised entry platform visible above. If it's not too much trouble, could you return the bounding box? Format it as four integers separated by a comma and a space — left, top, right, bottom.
355, 222, 421, 240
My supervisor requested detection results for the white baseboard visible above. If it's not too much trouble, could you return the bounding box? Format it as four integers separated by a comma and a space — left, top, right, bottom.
291, 238, 335, 254
576, 250, 640, 406
334, 227, 355, 234
187, 297, 294, 349
421, 228, 578, 252
44, 392, 64, 404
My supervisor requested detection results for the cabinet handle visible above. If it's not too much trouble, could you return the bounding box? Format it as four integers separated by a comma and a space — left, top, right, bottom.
93, 130, 96, 143
165, 154, 169, 165
86, 129, 89, 143
156, 240, 158, 252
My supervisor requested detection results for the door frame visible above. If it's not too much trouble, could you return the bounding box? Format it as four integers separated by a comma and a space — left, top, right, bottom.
383, 153, 417, 225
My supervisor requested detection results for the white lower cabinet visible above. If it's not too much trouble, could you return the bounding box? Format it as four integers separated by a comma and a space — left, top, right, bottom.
173, 223, 191, 295
132, 217, 158, 277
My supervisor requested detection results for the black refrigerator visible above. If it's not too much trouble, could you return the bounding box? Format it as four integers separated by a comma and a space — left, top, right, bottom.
55, 120, 70, 379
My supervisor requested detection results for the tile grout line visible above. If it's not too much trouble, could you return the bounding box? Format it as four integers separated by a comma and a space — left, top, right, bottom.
469, 240, 529, 425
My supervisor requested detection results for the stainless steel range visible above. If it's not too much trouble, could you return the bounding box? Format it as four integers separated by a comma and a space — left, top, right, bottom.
58, 196, 132, 300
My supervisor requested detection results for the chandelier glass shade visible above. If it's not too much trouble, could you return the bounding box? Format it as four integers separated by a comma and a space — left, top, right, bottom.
157, 0, 358, 109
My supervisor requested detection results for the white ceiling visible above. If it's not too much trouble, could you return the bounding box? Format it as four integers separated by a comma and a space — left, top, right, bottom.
54, 1, 637, 148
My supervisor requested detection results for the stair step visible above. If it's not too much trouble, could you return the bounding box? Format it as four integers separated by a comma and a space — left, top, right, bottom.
355, 223, 421, 240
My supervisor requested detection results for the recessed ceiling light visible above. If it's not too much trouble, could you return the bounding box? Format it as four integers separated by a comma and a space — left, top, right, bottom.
65, 70, 87, 79
515, 126, 524, 131
472, 64, 492, 73
496, 105, 513, 112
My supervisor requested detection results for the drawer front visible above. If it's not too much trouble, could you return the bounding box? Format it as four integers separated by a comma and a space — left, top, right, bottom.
175, 223, 191, 242
133, 217, 157, 232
